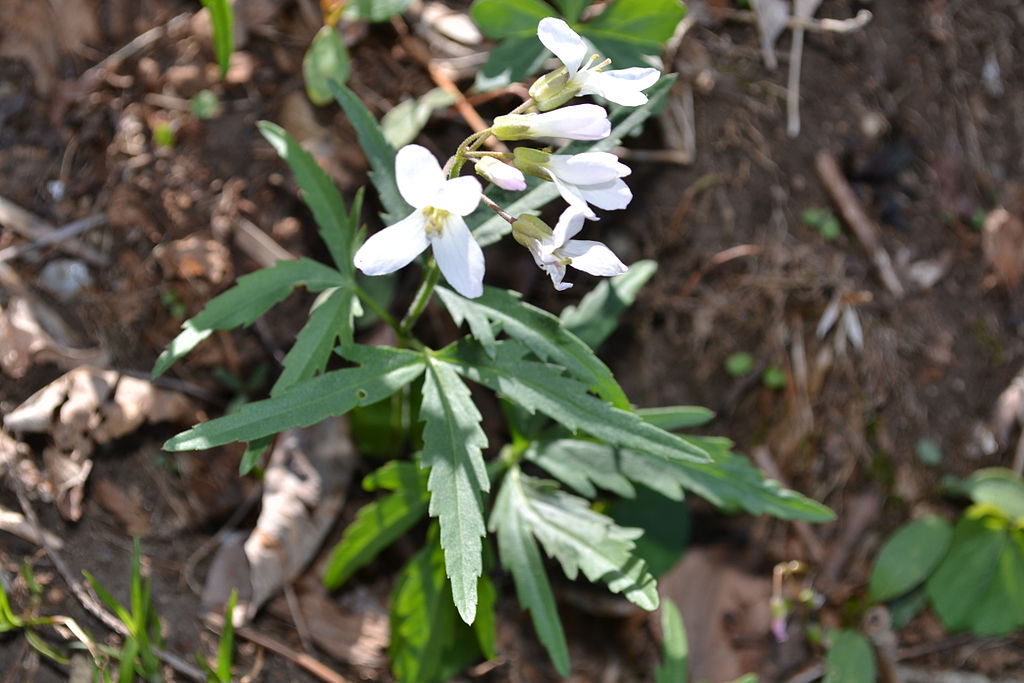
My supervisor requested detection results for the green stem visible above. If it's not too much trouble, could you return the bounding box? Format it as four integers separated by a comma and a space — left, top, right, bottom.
399, 261, 441, 335
354, 284, 401, 334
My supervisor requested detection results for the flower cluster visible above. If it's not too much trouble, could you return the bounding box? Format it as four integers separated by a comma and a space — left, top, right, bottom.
353, 18, 660, 298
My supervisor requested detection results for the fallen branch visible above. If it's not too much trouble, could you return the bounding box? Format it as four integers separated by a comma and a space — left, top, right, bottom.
815, 151, 905, 297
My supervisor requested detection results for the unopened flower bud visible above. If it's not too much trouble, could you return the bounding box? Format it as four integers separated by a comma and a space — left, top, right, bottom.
492, 104, 610, 142
511, 214, 553, 248
529, 67, 579, 111
512, 146, 553, 179
474, 157, 526, 191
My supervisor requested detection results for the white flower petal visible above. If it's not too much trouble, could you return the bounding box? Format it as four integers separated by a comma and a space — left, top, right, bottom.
431, 215, 484, 298
529, 104, 610, 140
548, 172, 596, 220
433, 175, 482, 216
354, 211, 429, 275
577, 177, 633, 211
475, 157, 526, 191
561, 239, 628, 276
578, 67, 661, 107
396, 145, 445, 209
547, 152, 630, 184
537, 17, 588, 77
542, 261, 572, 290
550, 206, 587, 250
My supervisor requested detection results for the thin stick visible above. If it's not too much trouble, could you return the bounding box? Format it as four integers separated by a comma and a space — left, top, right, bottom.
12, 476, 205, 681
80, 13, 191, 85
815, 151, 905, 297
480, 195, 515, 224
0, 213, 107, 264
0, 197, 108, 266
721, 8, 873, 35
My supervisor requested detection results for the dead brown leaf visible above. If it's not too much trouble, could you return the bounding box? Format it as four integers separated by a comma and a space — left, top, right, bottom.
154, 236, 233, 285
92, 476, 151, 536
982, 206, 1024, 291
0, 0, 100, 95
0, 297, 105, 379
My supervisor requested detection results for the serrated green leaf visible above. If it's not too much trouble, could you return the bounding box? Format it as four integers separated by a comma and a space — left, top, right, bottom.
474, 34, 550, 92
323, 465, 429, 589
925, 509, 1024, 635
152, 259, 344, 378
525, 439, 635, 498
201, 0, 234, 79
272, 287, 357, 395
304, 26, 350, 106
655, 599, 687, 683
869, 516, 952, 603
443, 340, 708, 465
470, 76, 676, 246
559, 260, 657, 349
257, 122, 358, 274
490, 470, 570, 675
583, 0, 685, 51
343, 0, 415, 22
420, 358, 490, 624
823, 630, 876, 683
470, 0, 556, 39
164, 346, 425, 450
552, 0, 586, 22
330, 82, 410, 224
381, 88, 457, 148
638, 405, 715, 431
619, 441, 835, 522
515, 471, 659, 610
437, 286, 629, 409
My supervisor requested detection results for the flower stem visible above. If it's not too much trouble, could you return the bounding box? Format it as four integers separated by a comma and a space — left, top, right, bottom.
354, 284, 402, 334
400, 260, 441, 335
480, 195, 516, 224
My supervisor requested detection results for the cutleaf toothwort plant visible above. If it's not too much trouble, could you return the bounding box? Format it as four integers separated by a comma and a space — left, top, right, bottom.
157, 16, 834, 680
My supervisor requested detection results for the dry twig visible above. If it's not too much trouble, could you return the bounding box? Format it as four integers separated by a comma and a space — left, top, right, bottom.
0, 197, 107, 267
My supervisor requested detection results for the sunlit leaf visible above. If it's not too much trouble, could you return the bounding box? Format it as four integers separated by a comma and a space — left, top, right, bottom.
201, 0, 234, 79
869, 516, 952, 602
559, 260, 657, 349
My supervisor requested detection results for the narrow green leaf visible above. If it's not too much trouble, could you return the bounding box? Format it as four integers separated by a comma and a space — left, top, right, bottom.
437, 286, 630, 409
471, 76, 676, 246
638, 405, 716, 431
381, 88, 457, 148
515, 471, 660, 610
442, 340, 709, 465
164, 346, 425, 450
329, 82, 410, 224
239, 437, 271, 475
304, 26, 351, 106
153, 259, 345, 378
83, 571, 132, 631
525, 439, 635, 499
257, 122, 358, 274
925, 508, 1024, 635
868, 516, 953, 603
491, 470, 570, 675
25, 629, 68, 664
201, 0, 234, 79
363, 460, 427, 492
272, 287, 357, 395
474, 34, 550, 92
655, 599, 687, 683
323, 466, 429, 589
343, 0, 415, 22
823, 630, 876, 683
559, 260, 657, 349
470, 0, 556, 39
420, 358, 490, 624
216, 588, 238, 682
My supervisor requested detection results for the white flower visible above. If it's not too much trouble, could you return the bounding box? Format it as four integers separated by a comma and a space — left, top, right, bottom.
515, 147, 632, 219
491, 104, 611, 141
354, 144, 485, 298
531, 17, 660, 110
512, 207, 627, 291
474, 156, 526, 191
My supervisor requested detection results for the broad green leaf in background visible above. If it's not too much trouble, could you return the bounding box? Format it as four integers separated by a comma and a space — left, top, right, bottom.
490, 469, 571, 676
152, 259, 345, 378
473, 574, 498, 660
420, 358, 490, 624
654, 599, 687, 683
525, 439, 635, 499
271, 287, 358, 396
559, 260, 657, 349
474, 35, 550, 92
437, 286, 630, 409
381, 88, 457, 148
925, 508, 1024, 635
638, 405, 716, 431
583, 0, 686, 68
618, 439, 834, 522
201, 0, 234, 79
516, 472, 659, 609
442, 340, 709, 464
823, 630, 876, 683
470, 75, 676, 246
470, 0, 556, 39
552, 0, 586, 22
304, 26, 351, 106
330, 82, 411, 224
958, 468, 1024, 521
163, 346, 425, 450
257, 122, 361, 274
323, 462, 429, 589
607, 485, 691, 577
343, 0, 416, 22
868, 516, 953, 603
